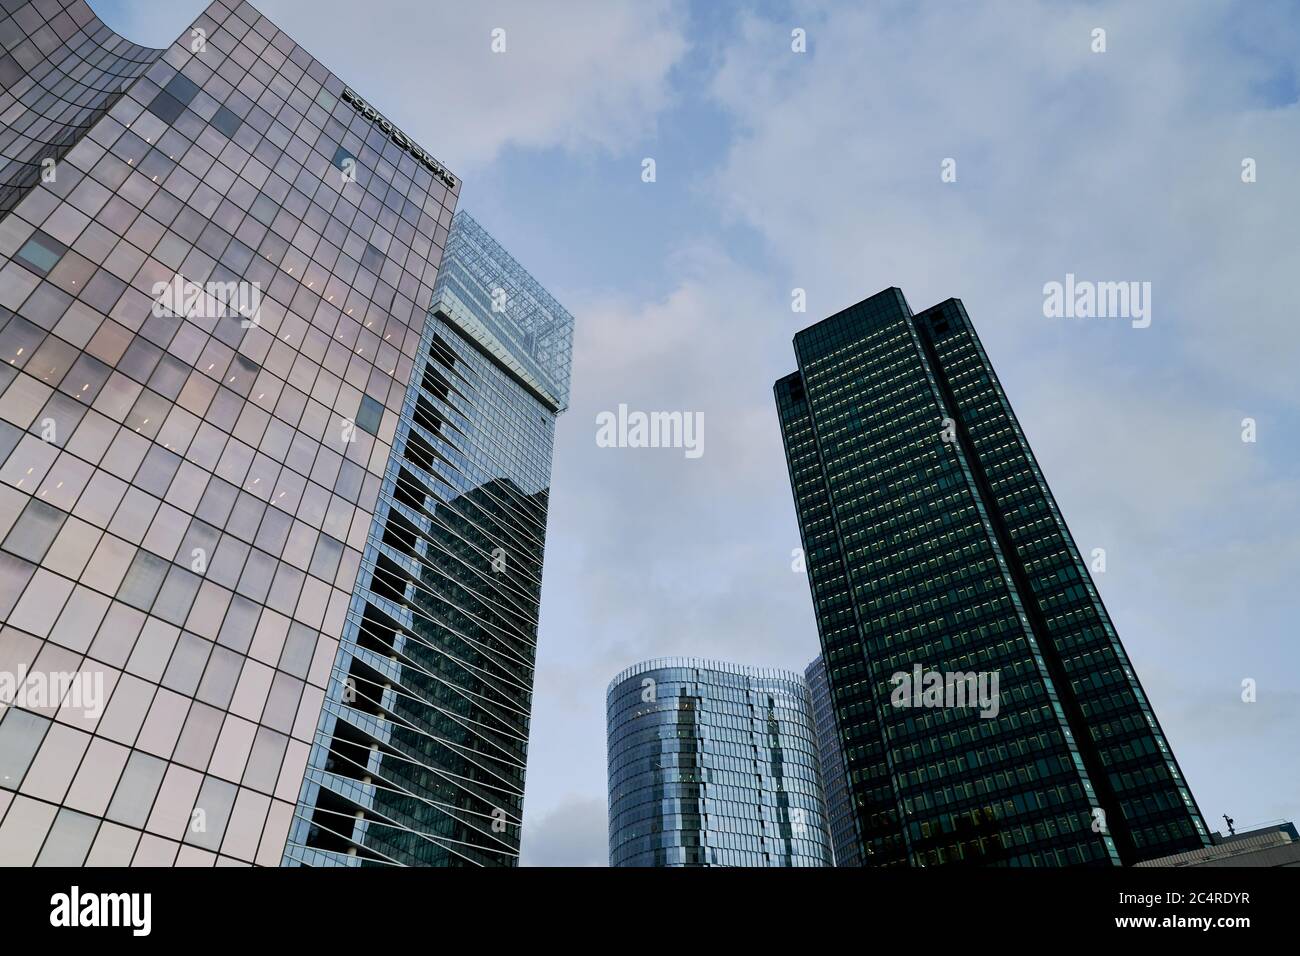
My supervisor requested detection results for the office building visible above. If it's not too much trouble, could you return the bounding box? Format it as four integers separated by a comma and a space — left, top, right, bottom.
805, 653, 859, 866
0, 0, 457, 865
607, 657, 833, 867
1137, 821, 1300, 868
774, 288, 1209, 866
283, 211, 572, 866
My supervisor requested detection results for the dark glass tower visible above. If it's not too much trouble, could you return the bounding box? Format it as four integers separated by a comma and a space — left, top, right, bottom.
283, 211, 572, 866
775, 288, 1209, 867
805, 654, 859, 866
607, 658, 833, 867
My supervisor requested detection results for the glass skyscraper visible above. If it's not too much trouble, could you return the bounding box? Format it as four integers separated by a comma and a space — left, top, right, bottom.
0, 0, 457, 865
283, 211, 572, 866
775, 288, 1209, 867
805, 654, 859, 866
606, 657, 833, 867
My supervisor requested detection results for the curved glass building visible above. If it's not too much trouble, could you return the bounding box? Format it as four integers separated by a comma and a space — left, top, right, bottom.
0, 0, 163, 218
607, 657, 833, 867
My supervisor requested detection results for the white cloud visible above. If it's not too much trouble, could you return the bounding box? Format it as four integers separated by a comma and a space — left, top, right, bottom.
699, 0, 1300, 836
98, 0, 688, 170
522, 245, 824, 844
708, 0, 1300, 396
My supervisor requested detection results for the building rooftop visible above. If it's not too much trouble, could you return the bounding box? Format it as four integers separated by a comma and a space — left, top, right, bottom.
432, 211, 574, 412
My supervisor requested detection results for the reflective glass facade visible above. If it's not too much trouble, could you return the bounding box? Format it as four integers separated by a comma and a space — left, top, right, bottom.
607, 657, 833, 867
775, 288, 1209, 866
284, 211, 572, 866
0, 0, 456, 865
0, 0, 162, 218
805, 654, 859, 866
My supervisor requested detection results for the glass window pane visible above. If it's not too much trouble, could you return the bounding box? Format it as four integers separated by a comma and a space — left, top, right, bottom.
14, 231, 68, 277
106, 751, 166, 827
35, 808, 99, 866
0, 708, 50, 787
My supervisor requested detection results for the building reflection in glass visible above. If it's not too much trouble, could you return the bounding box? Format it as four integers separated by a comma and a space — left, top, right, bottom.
284, 213, 573, 866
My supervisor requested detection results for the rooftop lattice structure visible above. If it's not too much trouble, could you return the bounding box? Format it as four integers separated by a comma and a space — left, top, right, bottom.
432, 211, 574, 412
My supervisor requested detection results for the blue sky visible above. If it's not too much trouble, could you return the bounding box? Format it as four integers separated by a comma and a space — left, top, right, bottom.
97, 0, 1300, 865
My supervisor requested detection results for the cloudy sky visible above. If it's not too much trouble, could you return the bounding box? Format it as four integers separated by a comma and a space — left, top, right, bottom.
98, 0, 1300, 866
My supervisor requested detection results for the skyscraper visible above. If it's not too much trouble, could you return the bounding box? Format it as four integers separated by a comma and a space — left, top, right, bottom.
0, 0, 457, 865
775, 288, 1209, 867
607, 657, 833, 867
283, 211, 572, 866
805, 654, 859, 866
